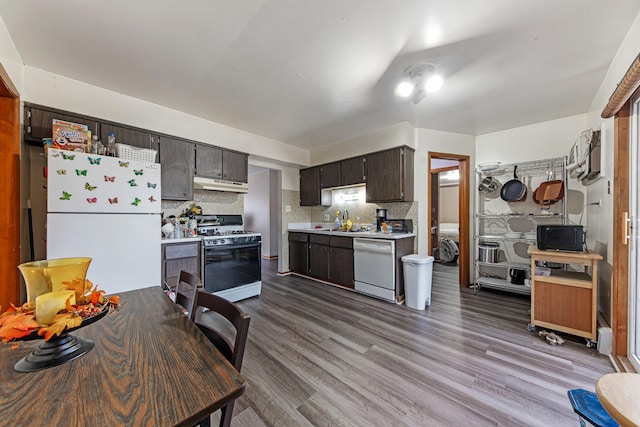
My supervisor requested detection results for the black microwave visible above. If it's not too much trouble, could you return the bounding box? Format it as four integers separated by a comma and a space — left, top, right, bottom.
537, 225, 584, 252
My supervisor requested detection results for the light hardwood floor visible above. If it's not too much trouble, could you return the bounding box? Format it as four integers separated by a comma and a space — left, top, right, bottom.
203, 260, 614, 426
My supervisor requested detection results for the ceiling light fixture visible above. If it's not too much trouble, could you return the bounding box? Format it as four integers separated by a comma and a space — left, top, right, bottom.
395, 61, 443, 104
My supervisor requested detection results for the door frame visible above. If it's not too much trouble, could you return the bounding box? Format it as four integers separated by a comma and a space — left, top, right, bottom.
428, 151, 471, 287
0, 62, 21, 309
613, 102, 630, 358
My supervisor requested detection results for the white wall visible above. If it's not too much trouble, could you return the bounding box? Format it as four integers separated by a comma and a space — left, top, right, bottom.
439, 184, 459, 224
22, 66, 310, 168
583, 12, 640, 324
312, 123, 475, 256
0, 17, 23, 94
311, 122, 415, 165
475, 114, 588, 224
475, 114, 588, 165
416, 128, 475, 256
249, 156, 300, 191
268, 170, 280, 256
246, 170, 272, 257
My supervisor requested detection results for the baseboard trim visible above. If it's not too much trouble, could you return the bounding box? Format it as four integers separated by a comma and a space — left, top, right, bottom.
609, 355, 637, 373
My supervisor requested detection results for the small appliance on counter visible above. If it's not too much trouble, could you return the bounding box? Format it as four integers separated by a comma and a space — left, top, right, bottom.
375, 208, 387, 231
385, 219, 413, 233
537, 225, 584, 252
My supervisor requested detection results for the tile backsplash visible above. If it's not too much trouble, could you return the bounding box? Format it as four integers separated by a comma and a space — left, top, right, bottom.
161, 190, 244, 218
308, 186, 418, 232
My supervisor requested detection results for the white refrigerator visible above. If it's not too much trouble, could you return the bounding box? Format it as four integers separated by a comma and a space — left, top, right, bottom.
46, 149, 161, 294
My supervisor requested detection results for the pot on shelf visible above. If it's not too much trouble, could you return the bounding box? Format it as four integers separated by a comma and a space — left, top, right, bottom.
478, 241, 499, 263
478, 176, 500, 194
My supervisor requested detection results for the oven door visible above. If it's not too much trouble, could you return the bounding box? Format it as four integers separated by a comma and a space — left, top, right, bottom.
203, 242, 261, 293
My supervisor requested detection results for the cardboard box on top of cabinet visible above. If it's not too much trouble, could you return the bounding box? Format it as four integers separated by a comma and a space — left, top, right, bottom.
52, 119, 91, 153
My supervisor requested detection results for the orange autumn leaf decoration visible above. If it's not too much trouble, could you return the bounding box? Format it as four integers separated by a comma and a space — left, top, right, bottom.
1, 281, 119, 345
38, 312, 82, 341
0, 311, 40, 342
63, 278, 95, 304
89, 285, 106, 306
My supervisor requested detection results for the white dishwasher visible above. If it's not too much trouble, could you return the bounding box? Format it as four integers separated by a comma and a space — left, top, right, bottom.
353, 238, 396, 302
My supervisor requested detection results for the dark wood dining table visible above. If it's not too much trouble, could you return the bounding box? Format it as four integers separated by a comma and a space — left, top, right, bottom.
0, 286, 245, 426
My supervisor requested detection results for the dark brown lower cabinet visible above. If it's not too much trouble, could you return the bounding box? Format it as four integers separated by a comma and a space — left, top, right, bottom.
329, 235, 354, 288
288, 232, 353, 288
289, 240, 309, 274
329, 247, 354, 288
162, 241, 201, 289
309, 235, 330, 280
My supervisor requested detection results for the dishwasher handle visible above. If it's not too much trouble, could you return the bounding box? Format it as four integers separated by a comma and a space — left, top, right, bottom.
353, 238, 395, 254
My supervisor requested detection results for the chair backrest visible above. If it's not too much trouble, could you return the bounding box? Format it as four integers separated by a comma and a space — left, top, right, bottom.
174, 270, 202, 316
191, 290, 251, 371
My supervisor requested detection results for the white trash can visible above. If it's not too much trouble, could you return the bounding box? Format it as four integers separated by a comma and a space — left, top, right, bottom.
402, 254, 435, 310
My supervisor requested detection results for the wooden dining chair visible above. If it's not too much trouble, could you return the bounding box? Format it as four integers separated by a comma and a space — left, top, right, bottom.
190, 290, 251, 427
174, 270, 202, 317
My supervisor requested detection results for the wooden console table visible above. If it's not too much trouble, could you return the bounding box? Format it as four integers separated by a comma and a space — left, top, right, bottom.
528, 246, 602, 340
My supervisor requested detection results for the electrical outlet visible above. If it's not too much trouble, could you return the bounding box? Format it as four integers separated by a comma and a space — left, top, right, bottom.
285, 205, 291, 213
356, 216, 360, 221
324, 213, 330, 221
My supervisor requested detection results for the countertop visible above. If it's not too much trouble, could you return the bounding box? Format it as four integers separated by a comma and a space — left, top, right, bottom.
161, 236, 202, 244
288, 228, 415, 240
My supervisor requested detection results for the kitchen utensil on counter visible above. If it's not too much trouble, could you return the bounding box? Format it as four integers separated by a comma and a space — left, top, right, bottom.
500, 166, 527, 202
375, 209, 388, 231
162, 223, 175, 238
478, 176, 500, 193
478, 241, 499, 263
509, 268, 526, 285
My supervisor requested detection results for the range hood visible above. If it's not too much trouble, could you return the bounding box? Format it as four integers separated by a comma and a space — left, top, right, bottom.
193, 176, 248, 193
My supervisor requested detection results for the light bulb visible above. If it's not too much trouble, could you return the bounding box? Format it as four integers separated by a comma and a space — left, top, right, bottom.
395, 81, 414, 97
424, 74, 443, 93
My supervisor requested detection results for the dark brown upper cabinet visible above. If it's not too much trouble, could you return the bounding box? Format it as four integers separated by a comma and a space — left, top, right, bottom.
319, 157, 366, 189
159, 136, 194, 201
195, 144, 248, 183
340, 156, 366, 186
365, 146, 414, 203
100, 123, 158, 151
195, 144, 223, 179
223, 150, 248, 183
300, 166, 321, 206
24, 106, 99, 144
320, 162, 341, 188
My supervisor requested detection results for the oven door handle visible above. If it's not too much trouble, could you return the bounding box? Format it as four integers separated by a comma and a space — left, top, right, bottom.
203, 242, 261, 251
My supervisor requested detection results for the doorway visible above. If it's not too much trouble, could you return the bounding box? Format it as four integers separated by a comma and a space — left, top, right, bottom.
0, 63, 21, 309
428, 152, 470, 287
244, 166, 282, 266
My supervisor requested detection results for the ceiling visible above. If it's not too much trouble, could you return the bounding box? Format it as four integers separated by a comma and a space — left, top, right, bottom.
0, 1, 638, 150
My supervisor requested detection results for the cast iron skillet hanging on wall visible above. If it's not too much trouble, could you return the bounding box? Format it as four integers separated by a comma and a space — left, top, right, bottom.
500, 165, 527, 202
